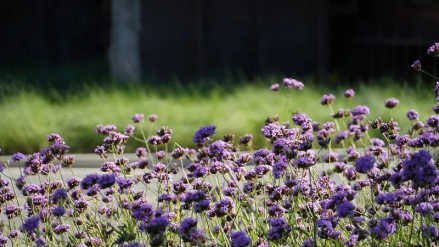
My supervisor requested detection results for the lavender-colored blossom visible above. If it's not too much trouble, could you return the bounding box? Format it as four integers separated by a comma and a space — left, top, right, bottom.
344, 89, 355, 98
337, 202, 354, 217
273, 158, 288, 179
415, 202, 433, 217
11, 153, 25, 162
124, 124, 135, 136
402, 149, 437, 189
355, 155, 375, 174
21, 216, 39, 233
97, 174, 116, 189
320, 94, 336, 105
427, 115, 439, 128
427, 43, 439, 57
135, 147, 147, 158
371, 217, 396, 241
351, 105, 370, 116
261, 124, 283, 140
131, 202, 155, 221
80, 174, 100, 190
52, 188, 67, 203
422, 225, 439, 239
193, 125, 216, 145
53, 206, 65, 217
267, 217, 292, 241
344, 168, 359, 181
270, 84, 280, 91
53, 224, 70, 235
384, 98, 399, 109
148, 114, 158, 123
334, 130, 349, 144
407, 109, 419, 120
230, 231, 251, 247
132, 114, 144, 123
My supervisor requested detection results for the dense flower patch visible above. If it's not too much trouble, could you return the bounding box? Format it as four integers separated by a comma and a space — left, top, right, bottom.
2, 46, 439, 247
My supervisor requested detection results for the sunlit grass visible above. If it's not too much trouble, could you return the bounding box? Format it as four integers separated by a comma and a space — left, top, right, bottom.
0, 77, 435, 154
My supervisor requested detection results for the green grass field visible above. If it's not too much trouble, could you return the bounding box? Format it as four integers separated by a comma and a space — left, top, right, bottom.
0, 76, 435, 154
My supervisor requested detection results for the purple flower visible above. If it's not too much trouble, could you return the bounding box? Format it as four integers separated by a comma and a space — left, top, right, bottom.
412, 60, 422, 71
124, 124, 135, 136
145, 215, 169, 235
402, 149, 437, 189
270, 84, 280, 91
135, 147, 148, 158
52, 188, 67, 203
427, 115, 439, 128
21, 216, 39, 233
337, 202, 354, 217
320, 94, 336, 105
372, 217, 396, 241
416, 202, 433, 217
132, 114, 144, 123
97, 174, 116, 189
344, 89, 355, 98
267, 217, 292, 241
193, 125, 216, 145
422, 225, 439, 239
53, 206, 65, 217
427, 43, 439, 57
80, 174, 100, 190
351, 105, 370, 116
370, 138, 385, 147
334, 130, 349, 144
407, 110, 419, 120
230, 231, 251, 247
384, 98, 399, 109
213, 198, 235, 217
148, 114, 158, 123
11, 153, 25, 162
261, 124, 283, 140
355, 155, 375, 174
273, 158, 288, 179
294, 152, 318, 169
179, 217, 198, 242
131, 203, 155, 221
283, 78, 304, 89
53, 224, 70, 235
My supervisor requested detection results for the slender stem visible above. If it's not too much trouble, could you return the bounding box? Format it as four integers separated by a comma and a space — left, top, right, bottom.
420, 69, 439, 81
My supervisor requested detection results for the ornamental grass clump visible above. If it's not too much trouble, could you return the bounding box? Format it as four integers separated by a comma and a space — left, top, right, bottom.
3, 45, 439, 247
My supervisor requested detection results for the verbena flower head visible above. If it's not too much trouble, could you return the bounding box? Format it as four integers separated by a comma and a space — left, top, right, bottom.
320, 94, 336, 105
132, 114, 144, 123
427, 43, 439, 57
193, 125, 216, 145
337, 201, 354, 217
344, 89, 355, 98
270, 84, 280, 91
97, 174, 116, 189
148, 114, 158, 123
355, 155, 375, 174
21, 216, 39, 233
351, 105, 370, 116
80, 174, 100, 190
11, 153, 25, 162
384, 98, 399, 109
402, 149, 437, 189
52, 188, 67, 203
230, 231, 251, 247
406, 109, 419, 120
412, 60, 422, 71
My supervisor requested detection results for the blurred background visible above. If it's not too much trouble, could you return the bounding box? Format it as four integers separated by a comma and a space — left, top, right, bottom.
0, 0, 438, 154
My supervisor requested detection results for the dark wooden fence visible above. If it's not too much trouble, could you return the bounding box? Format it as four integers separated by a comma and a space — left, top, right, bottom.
1, 0, 439, 82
